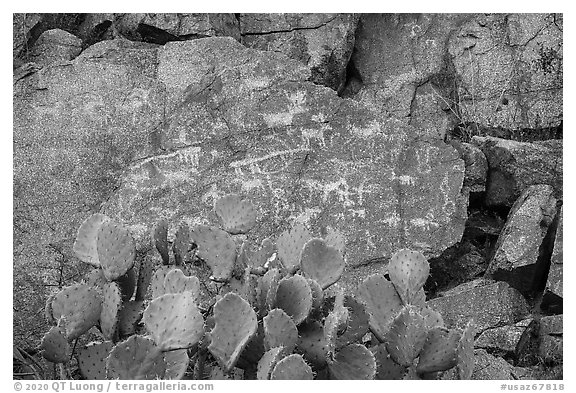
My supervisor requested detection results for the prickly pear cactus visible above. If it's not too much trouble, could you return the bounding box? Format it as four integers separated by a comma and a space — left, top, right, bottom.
385, 306, 428, 366
149, 265, 177, 299
118, 300, 144, 337
263, 308, 298, 353
135, 256, 155, 301
257, 268, 282, 317
214, 194, 257, 235
77, 341, 114, 380
324, 290, 349, 355
143, 292, 204, 351
270, 354, 314, 380
164, 349, 189, 380
276, 223, 312, 273
417, 326, 461, 374
388, 249, 429, 305
328, 343, 376, 380
357, 274, 403, 341
100, 282, 122, 340
163, 268, 200, 299
208, 293, 258, 372
335, 295, 370, 349
273, 275, 312, 325
172, 222, 190, 265
257, 346, 285, 380
372, 344, 408, 380
153, 218, 170, 265
40, 321, 69, 363
297, 321, 329, 368
73, 213, 110, 266
51, 284, 102, 340
456, 321, 476, 379
307, 278, 324, 311
300, 238, 345, 289
116, 267, 137, 302
97, 221, 136, 281
106, 335, 166, 380
190, 225, 236, 281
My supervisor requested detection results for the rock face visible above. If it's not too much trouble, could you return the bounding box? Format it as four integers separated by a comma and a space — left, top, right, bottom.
28, 29, 82, 66
472, 136, 562, 207
475, 319, 532, 355
115, 13, 241, 43
426, 280, 530, 332
13, 39, 166, 342
449, 141, 488, 194
516, 315, 563, 366
544, 206, 562, 310
100, 38, 467, 288
448, 14, 563, 130
351, 14, 468, 138
239, 14, 359, 92
485, 184, 557, 294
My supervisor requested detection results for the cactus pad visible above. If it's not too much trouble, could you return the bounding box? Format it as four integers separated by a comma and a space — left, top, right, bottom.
40, 322, 69, 363
328, 343, 376, 380
372, 344, 408, 380
263, 308, 298, 353
456, 321, 475, 380
214, 194, 257, 234
273, 275, 312, 325
44, 293, 56, 325
164, 349, 189, 380
163, 268, 200, 299
257, 268, 282, 316
173, 222, 191, 265
257, 346, 285, 380
149, 265, 177, 299
153, 218, 170, 264
297, 321, 329, 368
300, 238, 345, 289
86, 268, 107, 291
73, 213, 110, 266
417, 327, 461, 374
97, 221, 136, 281
270, 354, 314, 380
118, 300, 144, 336
106, 335, 166, 380
307, 278, 324, 311
336, 295, 370, 349
100, 282, 122, 340
51, 284, 102, 340
135, 255, 155, 301
190, 225, 236, 281
143, 292, 204, 351
420, 306, 445, 330
208, 293, 258, 372
116, 267, 136, 302
356, 274, 403, 342
388, 249, 429, 305
385, 306, 428, 366
324, 290, 349, 355
77, 341, 114, 380
276, 223, 312, 273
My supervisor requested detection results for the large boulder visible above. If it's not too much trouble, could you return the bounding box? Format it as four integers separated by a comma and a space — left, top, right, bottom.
350, 14, 468, 138
427, 279, 530, 331
28, 29, 82, 67
485, 184, 557, 294
13, 39, 165, 344
472, 136, 562, 207
115, 13, 241, 43
543, 205, 562, 312
448, 13, 563, 131
99, 38, 468, 292
239, 13, 359, 92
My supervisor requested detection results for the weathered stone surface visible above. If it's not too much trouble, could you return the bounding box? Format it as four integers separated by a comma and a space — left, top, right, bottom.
475, 318, 532, 354
545, 206, 562, 301
473, 136, 562, 207
13, 13, 42, 60
115, 13, 241, 42
449, 140, 488, 193
448, 13, 562, 130
351, 14, 468, 138
486, 184, 557, 293
28, 29, 82, 67
13, 39, 165, 344
98, 38, 467, 292
516, 315, 562, 366
471, 349, 516, 380
239, 14, 359, 93
427, 280, 529, 332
